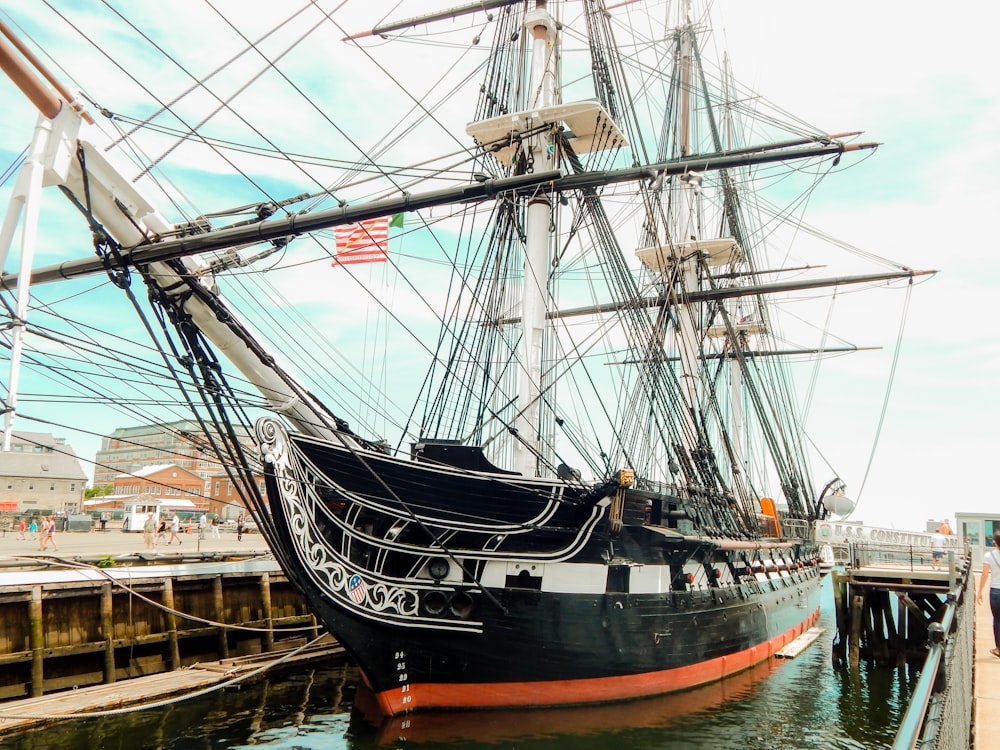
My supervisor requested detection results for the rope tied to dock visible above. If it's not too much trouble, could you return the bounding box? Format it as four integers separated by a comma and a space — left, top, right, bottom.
1, 554, 320, 633
0, 634, 332, 723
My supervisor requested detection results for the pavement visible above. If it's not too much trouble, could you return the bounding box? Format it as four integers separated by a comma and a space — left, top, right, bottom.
0, 525, 272, 562
974, 571, 998, 749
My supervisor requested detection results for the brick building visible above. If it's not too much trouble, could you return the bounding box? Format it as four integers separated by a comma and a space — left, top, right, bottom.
93, 420, 238, 488
113, 463, 206, 498
205, 470, 266, 520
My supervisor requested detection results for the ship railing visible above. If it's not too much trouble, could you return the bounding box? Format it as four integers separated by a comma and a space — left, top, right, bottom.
777, 517, 810, 541
890, 562, 973, 750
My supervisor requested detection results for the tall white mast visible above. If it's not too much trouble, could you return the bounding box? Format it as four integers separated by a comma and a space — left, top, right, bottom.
466, 1, 625, 476
0, 111, 51, 451
513, 1, 559, 477
636, 7, 743, 475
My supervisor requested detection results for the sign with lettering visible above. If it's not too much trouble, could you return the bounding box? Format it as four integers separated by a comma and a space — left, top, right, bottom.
815, 521, 960, 548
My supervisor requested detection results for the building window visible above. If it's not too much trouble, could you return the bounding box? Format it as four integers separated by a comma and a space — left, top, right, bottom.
214, 481, 220, 495
28, 483, 34, 490
987, 520, 1000, 545
227, 483, 232, 496
50, 483, 55, 491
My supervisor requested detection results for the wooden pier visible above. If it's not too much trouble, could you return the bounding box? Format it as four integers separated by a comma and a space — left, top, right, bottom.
0, 557, 322, 702
0, 636, 346, 736
830, 548, 969, 669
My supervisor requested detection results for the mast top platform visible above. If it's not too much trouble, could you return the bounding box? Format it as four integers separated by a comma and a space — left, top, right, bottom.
467, 101, 627, 164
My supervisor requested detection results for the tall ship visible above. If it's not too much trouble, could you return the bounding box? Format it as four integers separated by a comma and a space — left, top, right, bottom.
0, 0, 930, 716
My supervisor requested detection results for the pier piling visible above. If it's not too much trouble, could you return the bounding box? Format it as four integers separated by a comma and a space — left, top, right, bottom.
0, 559, 321, 701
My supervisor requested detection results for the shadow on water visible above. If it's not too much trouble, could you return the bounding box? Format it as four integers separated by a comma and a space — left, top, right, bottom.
0, 578, 917, 750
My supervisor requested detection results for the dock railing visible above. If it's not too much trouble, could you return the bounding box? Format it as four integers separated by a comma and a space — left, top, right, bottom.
849, 541, 950, 569
833, 542, 973, 749
890, 564, 973, 750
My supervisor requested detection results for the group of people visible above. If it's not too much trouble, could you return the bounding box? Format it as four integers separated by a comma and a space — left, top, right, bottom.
195, 512, 225, 539
15, 516, 59, 550
142, 513, 184, 549
14, 511, 249, 552
141, 512, 248, 548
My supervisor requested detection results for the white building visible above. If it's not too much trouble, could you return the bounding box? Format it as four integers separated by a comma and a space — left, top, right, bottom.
0, 431, 88, 515
954, 512, 1000, 566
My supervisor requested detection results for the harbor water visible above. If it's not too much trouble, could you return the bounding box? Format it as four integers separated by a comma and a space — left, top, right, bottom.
0, 576, 914, 749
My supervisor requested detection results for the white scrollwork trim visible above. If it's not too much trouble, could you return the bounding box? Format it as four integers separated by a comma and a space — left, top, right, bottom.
256, 419, 420, 621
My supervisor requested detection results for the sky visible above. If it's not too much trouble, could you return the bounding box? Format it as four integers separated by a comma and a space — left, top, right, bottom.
0, 0, 996, 533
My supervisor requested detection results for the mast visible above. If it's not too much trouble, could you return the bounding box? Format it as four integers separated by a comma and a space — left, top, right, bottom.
636, 5, 753, 492
515, 1, 559, 477
670, 12, 704, 457
719, 49, 748, 478
0, 105, 51, 451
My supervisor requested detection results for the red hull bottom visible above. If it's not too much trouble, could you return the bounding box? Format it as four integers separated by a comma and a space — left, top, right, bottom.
369, 606, 821, 716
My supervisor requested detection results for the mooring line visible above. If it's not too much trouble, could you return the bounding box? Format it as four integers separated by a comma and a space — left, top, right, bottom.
0, 633, 334, 722
0, 554, 320, 633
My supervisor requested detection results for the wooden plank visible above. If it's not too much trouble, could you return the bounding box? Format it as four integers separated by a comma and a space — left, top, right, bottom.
0, 641, 345, 736
776, 627, 825, 659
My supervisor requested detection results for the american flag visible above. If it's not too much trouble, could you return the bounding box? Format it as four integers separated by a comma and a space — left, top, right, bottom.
347, 574, 367, 604
333, 217, 389, 265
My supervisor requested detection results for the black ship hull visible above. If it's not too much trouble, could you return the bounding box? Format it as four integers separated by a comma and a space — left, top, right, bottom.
257, 419, 822, 715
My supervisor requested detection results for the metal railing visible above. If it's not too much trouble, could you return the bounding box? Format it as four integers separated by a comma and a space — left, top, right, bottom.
849, 542, 955, 570
890, 555, 974, 750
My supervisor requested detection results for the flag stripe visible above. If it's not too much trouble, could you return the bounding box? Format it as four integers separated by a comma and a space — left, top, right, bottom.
333, 217, 389, 265
334, 250, 388, 265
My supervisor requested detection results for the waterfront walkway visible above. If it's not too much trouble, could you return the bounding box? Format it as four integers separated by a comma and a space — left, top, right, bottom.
0, 524, 271, 562
974, 571, 998, 750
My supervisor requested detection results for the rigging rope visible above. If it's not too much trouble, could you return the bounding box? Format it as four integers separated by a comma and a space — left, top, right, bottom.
847, 280, 914, 516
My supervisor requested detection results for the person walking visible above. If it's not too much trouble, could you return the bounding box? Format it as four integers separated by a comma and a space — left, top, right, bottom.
38, 517, 49, 551
46, 516, 59, 551
156, 516, 168, 545
930, 529, 946, 569
977, 531, 1000, 659
198, 513, 207, 540
236, 513, 245, 542
143, 512, 156, 550
210, 515, 221, 538
39, 516, 58, 552
28, 517, 38, 540
16, 517, 26, 540
167, 514, 182, 545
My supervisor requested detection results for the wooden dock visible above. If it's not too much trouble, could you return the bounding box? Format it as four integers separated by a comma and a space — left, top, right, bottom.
974, 570, 999, 750
0, 636, 346, 736
0, 555, 321, 702
831, 555, 967, 669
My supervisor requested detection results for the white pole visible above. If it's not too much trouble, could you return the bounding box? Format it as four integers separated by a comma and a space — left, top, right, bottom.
0, 112, 53, 451
513, 6, 557, 477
